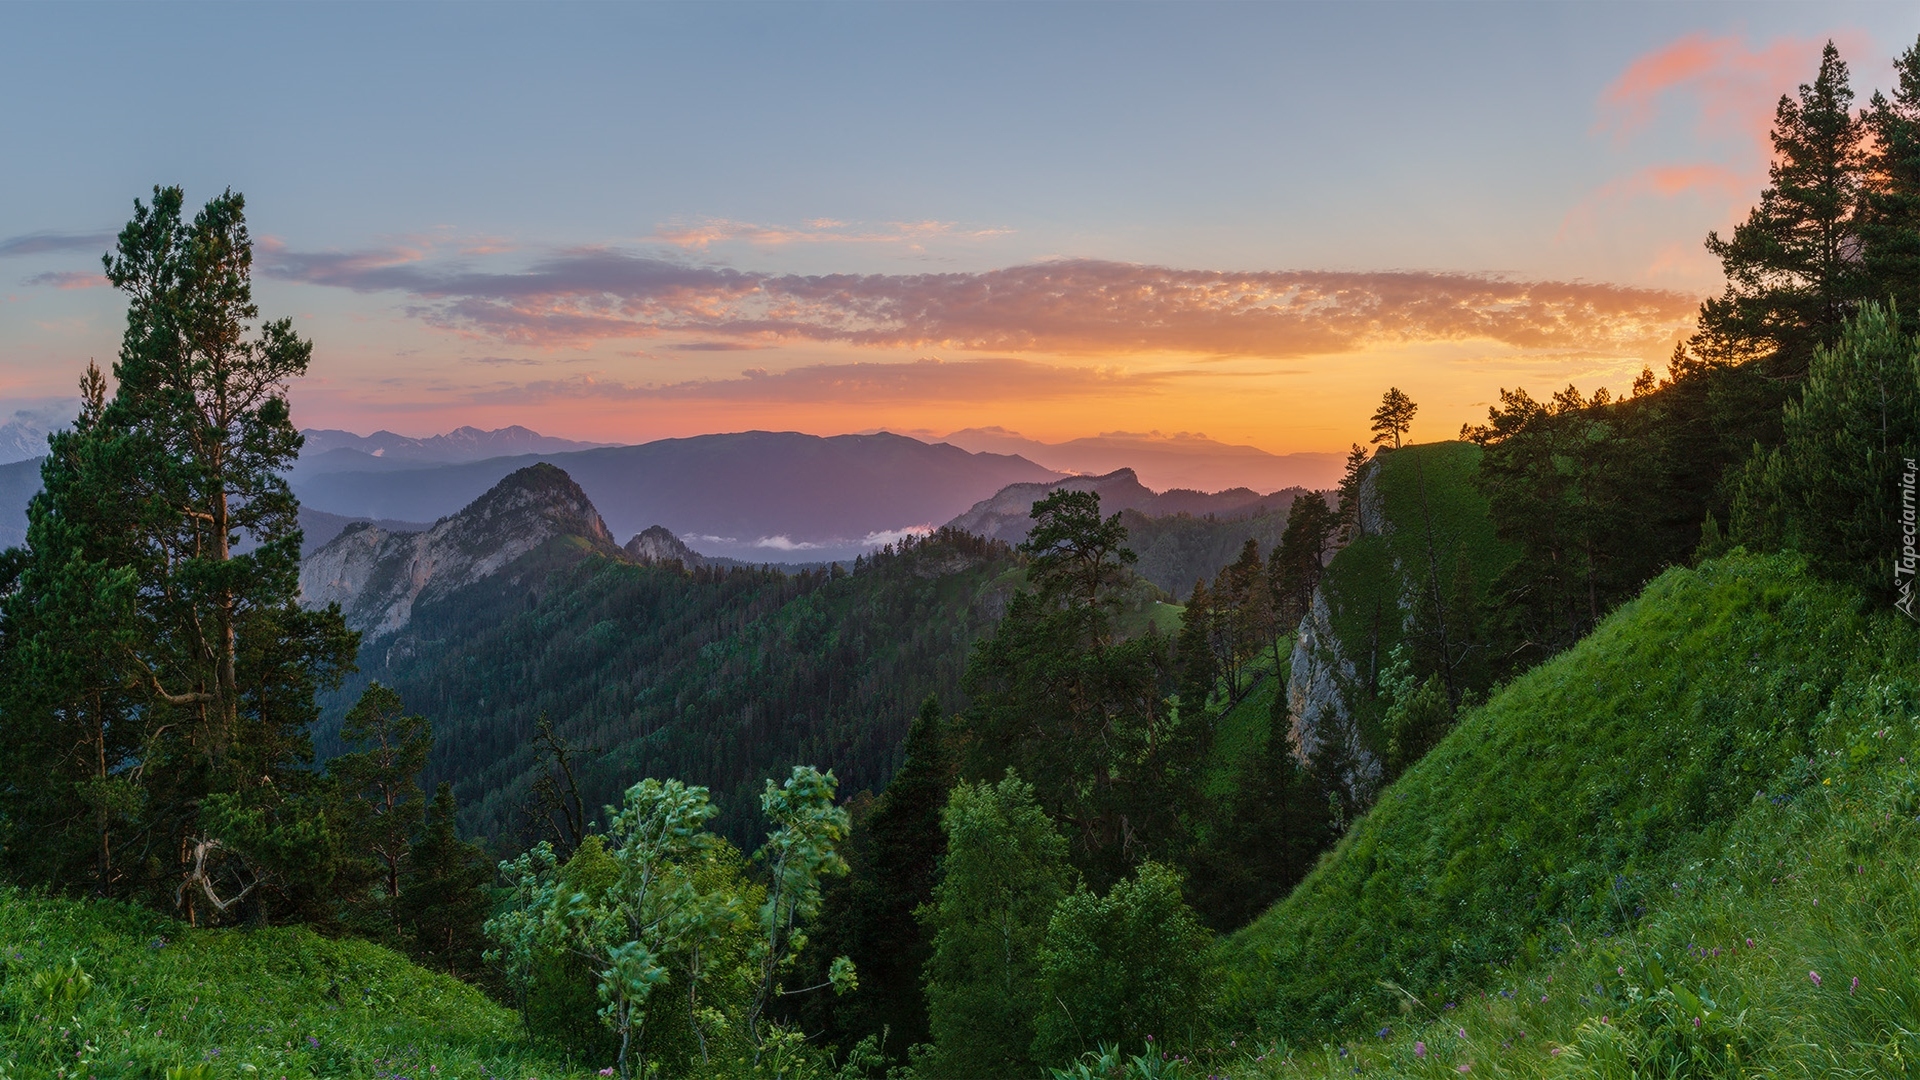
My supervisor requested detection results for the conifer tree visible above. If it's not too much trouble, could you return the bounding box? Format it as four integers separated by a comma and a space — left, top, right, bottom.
1694, 42, 1867, 380
396, 783, 493, 979
1862, 36, 1920, 316
329, 683, 433, 915
1176, 579, 1219, 710
1370, 387, 1418, 449
1730, 302, 1920, 600
796, 696, 953, 1061
0, 187, 356, 919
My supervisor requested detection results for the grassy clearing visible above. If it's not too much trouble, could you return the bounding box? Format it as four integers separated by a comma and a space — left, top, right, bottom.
0, 891, 587, 1079
1198, 552, 1920, 1077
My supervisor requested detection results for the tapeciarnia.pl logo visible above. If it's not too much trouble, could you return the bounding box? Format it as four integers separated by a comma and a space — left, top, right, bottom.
1899, 457, 1918, 621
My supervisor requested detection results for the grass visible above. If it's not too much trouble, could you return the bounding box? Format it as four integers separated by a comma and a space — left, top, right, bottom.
1195, 551, 1920, 1077
0, 891, 589, 1079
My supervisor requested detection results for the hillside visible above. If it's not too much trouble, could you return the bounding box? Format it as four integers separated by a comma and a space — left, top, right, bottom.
1287, 440, 1517, 796
319, 523, 1022, 846
0, 889, 586, 1077
1215, 552, 1920, 1075
291, 430, 1058, 563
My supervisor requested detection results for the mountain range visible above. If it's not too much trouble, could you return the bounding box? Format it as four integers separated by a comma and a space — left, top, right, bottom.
939, 427, 1344, 493
944, 466, 1300, 547
289, 430, 1059, 563
297, 424, 610, 465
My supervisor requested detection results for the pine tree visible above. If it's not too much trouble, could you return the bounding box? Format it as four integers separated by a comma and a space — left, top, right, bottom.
0, 187, 357, 920
1370, 388, 1419, 449
1175, 579, 1218, 711
1694, 42, 1867, 381
396, 783, 492, 979
796, 696, 953, 1062
329, 683, 433, 918
1863, 36, 1920, 316
1730, 302, 1920, 600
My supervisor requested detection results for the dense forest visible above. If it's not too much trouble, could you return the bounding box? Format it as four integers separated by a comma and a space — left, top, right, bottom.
4, 33, 1920, 1080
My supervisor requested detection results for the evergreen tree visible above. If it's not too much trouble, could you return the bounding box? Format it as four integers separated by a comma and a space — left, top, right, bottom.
328, 683, 433, 924
1334, 443, 1374, 545
1862, 36, 1920, 316
396, 783, 493, 980
1370, 387, 1418, 449
0, 187, 356, 920
1694, 42, 1867, 382
1730, 302, 1920, 601
1184, 691, 1331, 932
794, 697, 953, 1062
919, 772, 1074, 1079
1175, 579, 1219, 711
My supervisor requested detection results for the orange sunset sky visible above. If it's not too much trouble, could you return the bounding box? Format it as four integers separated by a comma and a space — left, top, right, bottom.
3, 4, 1918, 462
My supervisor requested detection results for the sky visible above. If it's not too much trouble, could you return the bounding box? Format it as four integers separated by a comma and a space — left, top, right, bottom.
2, 1, 1916, 457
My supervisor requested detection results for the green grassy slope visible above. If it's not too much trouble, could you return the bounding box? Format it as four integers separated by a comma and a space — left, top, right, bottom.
0, 890, 585, 1078
1306, 441, 1517, 751
1217, 553, 1920, 1075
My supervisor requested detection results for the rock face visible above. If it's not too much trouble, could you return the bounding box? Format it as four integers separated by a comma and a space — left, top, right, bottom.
1286, 458, 1390, 801
299, 463, 618, 639
623, 525, 706, 567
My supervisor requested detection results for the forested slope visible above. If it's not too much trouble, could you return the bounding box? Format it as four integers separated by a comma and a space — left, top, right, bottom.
327, 529, 1021, 845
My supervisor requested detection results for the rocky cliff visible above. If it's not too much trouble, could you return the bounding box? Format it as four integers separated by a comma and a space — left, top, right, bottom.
299, 462, 619, 639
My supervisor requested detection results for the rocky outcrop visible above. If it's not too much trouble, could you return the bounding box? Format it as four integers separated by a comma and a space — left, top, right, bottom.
1287, 588, 1384, 800
624, 525, 706, 567
1286, 457, 1391, 801
299, 462, 618, 639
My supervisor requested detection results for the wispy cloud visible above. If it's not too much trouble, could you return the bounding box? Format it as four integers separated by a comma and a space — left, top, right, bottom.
650, 217, 1012, 250
1596, 32, 1836, 146
23, 271, 109, 290
472, 357, 1186, 405
0, 231, 114, 258
266, 247, 1698, 358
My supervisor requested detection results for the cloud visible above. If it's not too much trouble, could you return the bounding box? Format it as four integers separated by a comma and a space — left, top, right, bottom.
0, 231, 114, 258
267, 246, 1698, 358
651, 218, 1012, 250
689, 525, 934, 553
1596, 33, 1831, 145
472, 356, 1187, 405
23, 271, 109, 290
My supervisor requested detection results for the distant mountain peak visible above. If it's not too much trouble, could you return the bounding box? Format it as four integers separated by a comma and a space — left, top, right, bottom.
299, 463, 618, 638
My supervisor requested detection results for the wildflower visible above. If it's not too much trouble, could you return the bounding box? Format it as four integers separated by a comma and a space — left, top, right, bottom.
1809, 971, 1822, 987
1692, 1016, 1701, 1029
1746, 938, 1754, 948
1378, 1027, 1392, 1039
599, 1070, 614, 1077
1458, 1028, 1467, 1039
1458, 1066, 1472, 1074
307, 1036, 320, 1050
1617, 966, 1625, 975
1550, 1048, 1563, 1057
1851, 977, 1859, 994
1339, 1048, 1349, 1058
1414, 1041, 1427, 1058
